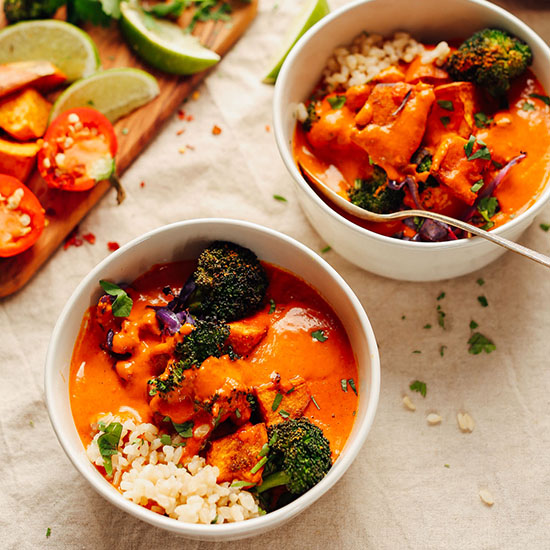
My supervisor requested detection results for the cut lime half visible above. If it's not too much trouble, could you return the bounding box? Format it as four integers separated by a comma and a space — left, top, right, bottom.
49, 68, 160, 123
263, 0, 330, 84
119, 1, 220, 75
0, 20, 100, 82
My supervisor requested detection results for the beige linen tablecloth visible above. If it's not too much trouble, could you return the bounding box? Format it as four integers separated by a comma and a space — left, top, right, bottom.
1, 1, 550, 548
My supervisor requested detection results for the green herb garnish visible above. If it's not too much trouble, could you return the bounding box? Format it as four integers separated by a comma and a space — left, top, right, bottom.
540, 223, 550, 232
321, 245, 332, 253
470, 320, 479, 330
341, 379, 348, 392
279, 409, 290, 418
348, 378, 357, 395
470, 179, 484, 193
311, 396, 321, 410
160, 434, 172, 445
409, 380, 427, 397
477, 296, 488, 307
327, 95, 347, 109
235, 408, 241, 419
230, 480, 256, 488
211, 514, 219, 524
97, 421, 123, 476
423, 324, 432, 329
258, 443, 269, 457
46, 528, 51, 538
529, 93, 550, 106
477, 197, 499, 225
273, 194, 287, 202
464, 135, 476, 157
172, 420, 194, 438
437, 304, 446, 328
474, 112, 492, 128
440, 116, 451, 127
440, 345, 447, 357
99, 280, 133, 317
477, 278, 485, 286
272, 392, 283, 412
269, 299, 276, 314
437, 100, 454, 111
437, 292, 445, 300
311, 329, 328, 342
468, 332, 496, 354
250, 456, 268, 474
522, 102, 535, 111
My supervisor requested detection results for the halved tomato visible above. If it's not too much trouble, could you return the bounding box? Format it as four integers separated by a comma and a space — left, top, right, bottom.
38, 107, 118, 192
0, 174, 45, 257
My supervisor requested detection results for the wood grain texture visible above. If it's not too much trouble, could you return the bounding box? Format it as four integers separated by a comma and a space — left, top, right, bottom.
0, 0, 257, 298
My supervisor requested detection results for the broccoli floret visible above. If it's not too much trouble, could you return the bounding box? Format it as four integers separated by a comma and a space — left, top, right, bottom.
416, 154, 432, 173
347, 166, 404, 214
257, 418, 332, 496
446, 28, 533, 96
187, 241, 268, 323
148, 320, 235, 396
4, 0, 64, 22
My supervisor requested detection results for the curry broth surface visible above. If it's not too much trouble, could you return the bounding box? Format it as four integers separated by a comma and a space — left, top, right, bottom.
69, 261, 359, 459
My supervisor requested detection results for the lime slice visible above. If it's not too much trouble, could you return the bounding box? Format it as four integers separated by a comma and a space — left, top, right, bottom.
119, 1, 220, 75
49, 68, 160, 123
0, 20, 100, 82
263, 0, 330, 84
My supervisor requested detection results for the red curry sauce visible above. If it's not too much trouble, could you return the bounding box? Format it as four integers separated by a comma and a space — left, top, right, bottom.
69, 261, 359, 460
294, 62, 550, 238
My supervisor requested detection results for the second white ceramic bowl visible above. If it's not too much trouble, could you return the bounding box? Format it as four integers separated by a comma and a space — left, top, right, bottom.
44, 218, 380, 541
274, 0, 550, 281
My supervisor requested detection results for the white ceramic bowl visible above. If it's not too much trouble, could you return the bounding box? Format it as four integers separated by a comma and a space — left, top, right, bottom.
273, 0, 550, 281
44, 218, 380, 541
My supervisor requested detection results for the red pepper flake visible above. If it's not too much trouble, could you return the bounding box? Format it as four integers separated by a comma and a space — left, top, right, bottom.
186, 115, 194, 122
212, 125, 222, 135
178, 109, 186, 120
140, 181, 145, 188
107, 241, 120, 252
265, 124, 271, 132
83, 232, 96, 244
176, 129, 185, 136
186, 144, 195, 151
64, 226, 83, 250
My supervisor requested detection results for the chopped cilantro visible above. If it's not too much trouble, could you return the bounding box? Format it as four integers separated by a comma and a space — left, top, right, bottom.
437, 292, 445, 300
470, 179, 484, 193
440, 345, 447, 357
311, 329, 328, 342
272, 392, 283, 412
97, 421, 123, 476
269, 299, 276, 314
477, 296, 488, 307
477, 278, 485, 286
211, 515, 219, 524
46, 527, 51, 538
464, 135, 476, 157
444, 464, 450, 468
522, 102, 535, 111
474, 112, 492, 128
440, 116, 451, 127
470, 320, 479, 330
99, 280, 133, 317
423, 324, 432, 329
341, 379, 348, 392
529, 93, 550, 106
273, 194, 287, 202
540, 223, 550, 232
437, 100, 454, 111
468, 332, 496, 354
286, 386, 295, 394
412, 350, 421, 354
437, 304, 446, 329
464, 135, 491, 161
321, 245, 332, 253
348, 378, 357, 395
327, 95, 347, 109
409, 380, 427, 397
468, 145, 491, 161
477, 197, 499, 226
159, 434, 172, 445
172, 420, 194, 438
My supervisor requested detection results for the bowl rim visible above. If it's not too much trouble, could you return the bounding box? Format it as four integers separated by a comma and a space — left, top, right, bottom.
273, 0, 550, 251
44, 217, 381, 538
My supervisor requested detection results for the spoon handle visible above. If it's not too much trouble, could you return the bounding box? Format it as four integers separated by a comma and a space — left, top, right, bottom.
396, 210, 550, 268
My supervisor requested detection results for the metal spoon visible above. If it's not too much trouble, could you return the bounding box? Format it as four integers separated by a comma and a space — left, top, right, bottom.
298, 160, 550, 269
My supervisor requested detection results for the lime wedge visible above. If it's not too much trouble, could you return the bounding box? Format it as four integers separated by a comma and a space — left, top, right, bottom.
119, 1, 220, 75
49, 68, 160, 123
263, 0, 330, 84
0, 20, 100, 82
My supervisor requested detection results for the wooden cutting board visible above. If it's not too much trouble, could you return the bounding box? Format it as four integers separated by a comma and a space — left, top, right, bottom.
0, 0, 258, 298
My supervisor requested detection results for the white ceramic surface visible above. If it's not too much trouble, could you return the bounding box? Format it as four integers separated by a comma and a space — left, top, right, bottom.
273, 0, 550, 281
44, 218, 380, 541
